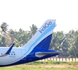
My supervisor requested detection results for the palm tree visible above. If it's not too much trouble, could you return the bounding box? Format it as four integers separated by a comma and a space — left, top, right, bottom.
30, 24, 37, 36
1, 22, 8, 32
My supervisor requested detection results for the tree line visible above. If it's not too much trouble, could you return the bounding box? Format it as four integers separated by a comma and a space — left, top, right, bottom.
0, 24, 78, 58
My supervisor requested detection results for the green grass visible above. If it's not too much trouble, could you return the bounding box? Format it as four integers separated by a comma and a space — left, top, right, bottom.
27, 60, 78, 65
0, 67, 77, 70
0, 61, 78, 70
0, 66, 77, 70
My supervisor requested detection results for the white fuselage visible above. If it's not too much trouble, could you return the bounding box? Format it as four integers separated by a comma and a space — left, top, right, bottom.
0, 47, 26, 65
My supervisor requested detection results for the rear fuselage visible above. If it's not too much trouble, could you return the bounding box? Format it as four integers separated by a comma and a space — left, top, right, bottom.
0, 47, 58, 67
0, 19, 58, 67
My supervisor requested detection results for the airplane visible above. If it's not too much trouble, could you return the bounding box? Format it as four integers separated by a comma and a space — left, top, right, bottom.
0, 19, 59, 67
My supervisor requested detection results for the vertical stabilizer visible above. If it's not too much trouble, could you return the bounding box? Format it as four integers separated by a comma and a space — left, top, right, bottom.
23, 19, 56, 51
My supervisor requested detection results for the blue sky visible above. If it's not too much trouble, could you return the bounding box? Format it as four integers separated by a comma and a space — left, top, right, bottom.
0, 0, 78, 33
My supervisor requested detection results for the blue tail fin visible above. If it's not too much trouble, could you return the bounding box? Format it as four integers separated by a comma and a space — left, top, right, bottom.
33, 34, 52, 50
23, 19, 56, 52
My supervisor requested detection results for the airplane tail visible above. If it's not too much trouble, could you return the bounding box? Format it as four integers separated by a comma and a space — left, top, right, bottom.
23, 19, 56, 51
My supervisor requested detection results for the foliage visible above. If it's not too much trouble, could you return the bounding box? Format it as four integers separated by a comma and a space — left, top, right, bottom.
0, 24, 78, 57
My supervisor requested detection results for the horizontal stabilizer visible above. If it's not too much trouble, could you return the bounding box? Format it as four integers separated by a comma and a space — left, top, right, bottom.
35, 52, 59, 58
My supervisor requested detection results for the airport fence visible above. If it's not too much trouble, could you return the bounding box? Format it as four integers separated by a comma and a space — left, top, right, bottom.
40, 58, 78, 62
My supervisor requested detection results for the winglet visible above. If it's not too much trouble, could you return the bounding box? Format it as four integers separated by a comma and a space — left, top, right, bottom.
6, 43, 15, 54
0, 43, 15, 57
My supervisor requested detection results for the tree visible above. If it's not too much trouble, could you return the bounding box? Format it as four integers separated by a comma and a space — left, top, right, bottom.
1, 22, 8, 32
0, 35, 6, 46
50, 31, 64, 50
30, 24, 37, 36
